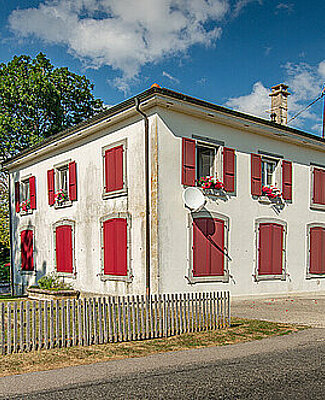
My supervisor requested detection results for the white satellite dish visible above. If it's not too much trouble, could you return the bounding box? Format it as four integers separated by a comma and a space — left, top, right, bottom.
182, 187, 206, 212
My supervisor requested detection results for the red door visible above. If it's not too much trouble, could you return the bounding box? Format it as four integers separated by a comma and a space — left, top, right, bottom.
56, 225, 73, 273
258, 223, 283, 275
21, 230, 34, 271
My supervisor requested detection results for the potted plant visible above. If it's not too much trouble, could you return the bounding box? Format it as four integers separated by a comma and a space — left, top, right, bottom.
261, 185, 283, 202
27, 273, 80, 300
197, 176, 225, 191
20, 200, 30, 213
54, 189, 69, 204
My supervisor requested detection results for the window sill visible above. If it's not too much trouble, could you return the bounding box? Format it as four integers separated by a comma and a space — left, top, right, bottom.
310, 203, 325, 211
306, 273, 325, 280
99, 273, 133, 283
254, 274, 286, 282
187, 274, 229, 284
20, 210, 34, 216
257, 196, 284, 206
56, 271, 76, 279
54, 200, 73, 209
102, 188, 128, 200
20, 270, 37, 276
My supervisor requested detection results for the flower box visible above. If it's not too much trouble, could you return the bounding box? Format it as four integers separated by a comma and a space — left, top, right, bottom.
27, 287, 80, 301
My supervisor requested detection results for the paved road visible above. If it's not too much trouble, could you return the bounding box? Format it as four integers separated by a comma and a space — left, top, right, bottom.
1, 328, 324, 400
231, 295, 325, 327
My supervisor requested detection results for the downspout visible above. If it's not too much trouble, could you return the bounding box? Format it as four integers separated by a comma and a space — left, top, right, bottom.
7, 172, 15, 296
135, 98, 151, 296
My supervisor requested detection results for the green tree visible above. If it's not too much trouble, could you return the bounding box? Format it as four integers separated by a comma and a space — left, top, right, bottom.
0, 52, 104, 158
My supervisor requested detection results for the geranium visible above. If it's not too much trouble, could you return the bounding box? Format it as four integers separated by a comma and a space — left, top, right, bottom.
54, 189, 68, 203
20, 200, 30, 212
197, 176, 224, 190
262, 185, 282, 200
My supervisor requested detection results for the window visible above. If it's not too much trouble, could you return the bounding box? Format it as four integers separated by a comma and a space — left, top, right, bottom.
188, 212, 229, 283
197, 145, 216, 180
251, 154, 292, 201
255, 220, 286, 280
15, 176, 36, 213
311, 166, 325, 209
100, 214, 131, 281
21, 229, 34, 271
47, 161, 77, 207
181, 137, 235, 192
261, 158, 276, 186
54, 221, 75, 275
307, 225, 325, 277
103, 142, 127, 198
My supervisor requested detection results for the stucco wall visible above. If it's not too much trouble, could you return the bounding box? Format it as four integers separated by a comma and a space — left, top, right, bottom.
10, 114, 154, 296
156, 108, 325, 297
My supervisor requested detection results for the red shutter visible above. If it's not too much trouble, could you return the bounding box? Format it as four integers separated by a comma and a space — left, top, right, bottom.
68, 161, 77, 201
105, 146, 124, 193
47, 169, 55, 206
310, 227, 325, 274
258, 223, 283, 275
193, 218, 224, 277
282, 160, 292, 201
56, 225, 73, 273
223, 147, 235, 192
182, 138, 196, 186
272, 224, 283, 275
15, 182, 20, 213
251, 154, 262, 196
313, 168, 325, 205
29, 176, 36, 209
103, 218, 127, 276
21, 229, 33, 271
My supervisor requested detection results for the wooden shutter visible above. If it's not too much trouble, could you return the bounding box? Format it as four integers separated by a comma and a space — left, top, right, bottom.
223, 147, 235, 192
282, 160, 292, 201
193, 218, 224, 277
56, 225, 73, 273
29, 176, 36, 209
105, 145, 124, 193
69, 161, 77, 201
21, 229, 33, 271
103, 218, 127, 276
47, 169, 55, 206
15, 182, 20, 213
313, 168, 325, 205
251, 154, 262, 196
310, 227, 325, 274
258, 223, 283, 275
182, 138, 196, 186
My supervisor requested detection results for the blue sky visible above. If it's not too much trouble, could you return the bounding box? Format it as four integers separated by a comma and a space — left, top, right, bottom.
1, 0, 325, 135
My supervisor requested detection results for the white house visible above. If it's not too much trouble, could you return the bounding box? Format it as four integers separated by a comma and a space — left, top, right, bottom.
3, 84, 325, 298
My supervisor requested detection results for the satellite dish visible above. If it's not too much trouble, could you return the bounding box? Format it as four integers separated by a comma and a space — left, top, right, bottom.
182, 187, 206, 212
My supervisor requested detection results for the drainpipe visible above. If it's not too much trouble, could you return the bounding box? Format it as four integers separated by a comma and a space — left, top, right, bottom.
7, 172, 15, 296
135, 98, 151, 296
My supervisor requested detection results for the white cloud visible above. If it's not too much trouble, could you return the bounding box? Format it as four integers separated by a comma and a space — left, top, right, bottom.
162, 71, 180, 84
233, 0, 262, 17
225, 60, 325, 133
225, 81, 270, 118
275, 2, 294, 14
9, 0, 230, 90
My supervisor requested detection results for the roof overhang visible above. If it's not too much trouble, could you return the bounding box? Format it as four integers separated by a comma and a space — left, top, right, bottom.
3, 87, 325, 171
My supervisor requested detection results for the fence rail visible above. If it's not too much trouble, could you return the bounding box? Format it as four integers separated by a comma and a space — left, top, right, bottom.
0, 291, 230, 355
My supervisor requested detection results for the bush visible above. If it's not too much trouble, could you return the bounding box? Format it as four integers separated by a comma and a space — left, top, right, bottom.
37, 273, 73, 290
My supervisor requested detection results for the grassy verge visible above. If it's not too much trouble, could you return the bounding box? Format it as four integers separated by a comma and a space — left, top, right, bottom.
0, 318, 306, 377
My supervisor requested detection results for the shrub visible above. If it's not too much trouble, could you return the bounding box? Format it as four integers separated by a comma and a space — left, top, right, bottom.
37, 273, 73, 290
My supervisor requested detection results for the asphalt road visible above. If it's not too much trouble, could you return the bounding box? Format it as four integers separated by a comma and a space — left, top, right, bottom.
2, 328, 324, 400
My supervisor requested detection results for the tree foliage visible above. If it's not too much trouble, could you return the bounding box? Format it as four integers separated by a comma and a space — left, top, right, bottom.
0, 53, 104, 158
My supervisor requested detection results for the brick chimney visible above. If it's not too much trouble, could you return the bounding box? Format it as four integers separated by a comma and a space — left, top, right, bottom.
269, 83, 290, 125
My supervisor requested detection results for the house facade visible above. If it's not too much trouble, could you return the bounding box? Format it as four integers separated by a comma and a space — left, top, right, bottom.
3, 86, 325, 298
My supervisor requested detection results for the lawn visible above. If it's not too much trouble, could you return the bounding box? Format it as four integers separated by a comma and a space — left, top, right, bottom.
0, 317, 306, 377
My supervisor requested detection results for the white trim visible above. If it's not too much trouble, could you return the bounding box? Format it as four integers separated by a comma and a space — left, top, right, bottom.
102, 139, 128, 199
306, 223, 325, 279
52, 219, 76, 278
187, 210, 230, 284
99, 212, 133, 282
254, 218, 287, 282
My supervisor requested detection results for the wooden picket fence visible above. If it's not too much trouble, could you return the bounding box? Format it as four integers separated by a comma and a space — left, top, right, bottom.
0, 291, 230, 355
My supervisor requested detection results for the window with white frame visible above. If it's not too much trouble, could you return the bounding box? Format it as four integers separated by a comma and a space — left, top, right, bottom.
261, 158, 277, 186
102, 141, 127, 198
196, 144, 217, 181
47, 161, 77, 207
